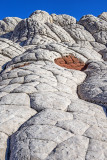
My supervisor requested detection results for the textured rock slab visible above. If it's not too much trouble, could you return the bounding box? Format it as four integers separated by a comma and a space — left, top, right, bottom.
46, 136, 89, 160
21, 109, 73, 127
0, 38, 25, 71
86, 139, 107, 160
79, 14, 107, 44
0, 93, 30, 105
56, 119, 89, 135
0, 17, 22, 38
10, 124, 73, 160
0, 132, 8, 160
78, 61, 107, 107
9, 98, 107, 160
0, 59, 86, 159
98, 12, 107, 22
0, 103, 36, 159
0, 10, 107, 160
0, 93, 36, 159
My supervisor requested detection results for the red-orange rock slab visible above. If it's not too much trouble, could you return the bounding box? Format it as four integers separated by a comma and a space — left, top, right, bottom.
54, 55, 86, 71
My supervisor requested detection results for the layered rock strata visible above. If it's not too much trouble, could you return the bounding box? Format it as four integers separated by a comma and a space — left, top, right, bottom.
0, 10, 107, 160
0, 38, 25, 71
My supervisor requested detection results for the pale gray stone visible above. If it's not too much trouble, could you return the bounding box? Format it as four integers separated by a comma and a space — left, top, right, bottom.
12, 84, 37, 93
0, 132, 8, 160
0, 83, 21, 92
98, 12, 107, 22
0, 17, 22, 38
0, 105, 36, 134
9, 76, 24, 84
86, 139, 107, 160
30, 92, 71, 111
0, 93, 30, 106
21, 109, 73, 126
0, 38, 25, 71
78, 61, 107, 107
51, 13, 76, 27
46, 135, 89, 160
0, 10, 107, 160
84, 126, 107, 142
79, 14, 107, 44
56, 119, 89, 135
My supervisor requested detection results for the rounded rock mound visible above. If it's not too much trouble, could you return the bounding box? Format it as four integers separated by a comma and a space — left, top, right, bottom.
0, 10, 107, 160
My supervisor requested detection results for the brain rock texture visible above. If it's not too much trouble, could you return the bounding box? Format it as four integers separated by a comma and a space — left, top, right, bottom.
0, 10, 107, 160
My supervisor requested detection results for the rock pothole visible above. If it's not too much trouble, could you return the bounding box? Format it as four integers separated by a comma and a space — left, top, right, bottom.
54, 55, 87, 71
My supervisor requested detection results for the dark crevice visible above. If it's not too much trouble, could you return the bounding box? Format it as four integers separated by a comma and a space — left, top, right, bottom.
5, 136, 10, 160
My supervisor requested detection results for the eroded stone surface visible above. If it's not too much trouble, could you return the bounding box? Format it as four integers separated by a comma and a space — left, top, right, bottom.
79, 14, 107, 45
78, 61, 107, 107
0, 17, 22, 39
0, 10, 107, 160
0, 38, 25, 71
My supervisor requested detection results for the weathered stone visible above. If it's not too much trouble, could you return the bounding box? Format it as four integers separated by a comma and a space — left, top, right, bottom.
0, 93, 30, 106
98, 12, 107, 22
85, 139, 107, 160
56, 119, 89, 135
78, 61, 107, 107
0, 38, 25, 71
79, 14, 107, 45
46, 135, 89, 160
0, 10, 107, 160
0, 17, 22, 38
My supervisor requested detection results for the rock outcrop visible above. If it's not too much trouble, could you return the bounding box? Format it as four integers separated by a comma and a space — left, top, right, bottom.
0, 10, 107, 160
0, 38, 25, 71
0, 17, 22, 39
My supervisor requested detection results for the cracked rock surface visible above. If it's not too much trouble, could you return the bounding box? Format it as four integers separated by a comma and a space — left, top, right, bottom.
0, 38, 25, 71
0, 10, 107, 160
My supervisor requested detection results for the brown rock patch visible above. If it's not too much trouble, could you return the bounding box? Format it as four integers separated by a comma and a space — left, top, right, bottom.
54, 55, 87, 71
11, 62, 30, 70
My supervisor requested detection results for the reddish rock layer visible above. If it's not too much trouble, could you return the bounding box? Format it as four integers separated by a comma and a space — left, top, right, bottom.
11, 62, 30, 70
54, 55, 86, 71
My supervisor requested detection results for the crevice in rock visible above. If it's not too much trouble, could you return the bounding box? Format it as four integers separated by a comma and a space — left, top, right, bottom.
5, 136, 10, 160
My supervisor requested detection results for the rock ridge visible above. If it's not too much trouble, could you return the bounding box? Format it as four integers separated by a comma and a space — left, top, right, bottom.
0, 10, 106, 160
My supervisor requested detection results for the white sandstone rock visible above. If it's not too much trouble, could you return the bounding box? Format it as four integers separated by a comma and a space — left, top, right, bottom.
0, 10, 107, 160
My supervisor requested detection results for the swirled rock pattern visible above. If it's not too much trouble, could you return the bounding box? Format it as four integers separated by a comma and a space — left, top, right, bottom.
0, 17, 22, 39
0, 10, 107, 160
78, 60, 107, 106
0, 38, 25, 71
